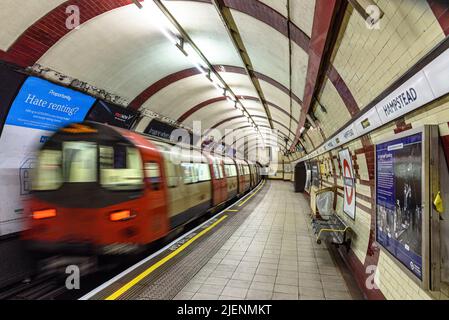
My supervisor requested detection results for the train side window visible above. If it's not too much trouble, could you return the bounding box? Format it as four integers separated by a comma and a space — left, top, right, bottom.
197, 163, 211, 182
213, 162, 224, 180
225, 164, 237, 177
181, 163, 199, 184
164, 159, 178, 188
213, 163, 220, 179
63, 141, 97, 183
99, 146, 114, 169
218, 165, 224, 179
100, 146, 144, 191
145, 162, 161, 190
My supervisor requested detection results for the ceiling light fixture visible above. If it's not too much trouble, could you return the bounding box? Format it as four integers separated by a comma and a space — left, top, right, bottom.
136, 0, 181, 46
135, 0, 264, 141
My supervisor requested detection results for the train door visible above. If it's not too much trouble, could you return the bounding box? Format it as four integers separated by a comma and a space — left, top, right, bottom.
218, 159, 227, 204
250, 164, 255, 187
224, 161, 238, 199
141, 152, 169, 238
243, 162, 250, 191
183, 150, 212, 213
240, 163, 246, 194
248, 164, 253, 188
210, 156, 227, 206
235, 160, 243, 195
155, 143, 189, 227
163, 157, 187, 218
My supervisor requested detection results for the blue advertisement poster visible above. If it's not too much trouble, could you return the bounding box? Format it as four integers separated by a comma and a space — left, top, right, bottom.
376, 133, 423, 279
5, 76, 95, 131
0, 76, 95, 236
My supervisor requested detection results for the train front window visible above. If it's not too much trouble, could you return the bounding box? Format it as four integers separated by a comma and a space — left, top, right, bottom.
63, 141, 98, 183
99, 145, 144, 191
33, 149, 63, 191
34, 141, 98, 190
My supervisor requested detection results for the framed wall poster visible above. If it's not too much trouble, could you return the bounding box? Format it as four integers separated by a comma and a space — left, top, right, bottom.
375, 126, 437, 288
0, 76, 95, 235
0, 63, 27, 138
311, 161, 320, 189
338, 148, 356, 220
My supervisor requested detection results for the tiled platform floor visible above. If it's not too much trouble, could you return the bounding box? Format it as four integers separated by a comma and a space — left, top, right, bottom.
174, 181, 355, 300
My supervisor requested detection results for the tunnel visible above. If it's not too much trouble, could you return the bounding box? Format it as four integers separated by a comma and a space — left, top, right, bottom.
1, 0, 449, 305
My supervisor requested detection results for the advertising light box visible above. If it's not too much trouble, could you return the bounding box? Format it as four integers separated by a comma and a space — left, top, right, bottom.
0, 64, 27, 136
0, 76, 95, 236
144, 119, 199, 145
311, 161, 320, 189
376, 131, 425, 280
86, 100, 138, 129
5, 77, 94, 131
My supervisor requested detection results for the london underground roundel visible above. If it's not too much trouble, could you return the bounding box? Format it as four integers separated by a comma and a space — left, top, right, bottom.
339, 149, 356, 219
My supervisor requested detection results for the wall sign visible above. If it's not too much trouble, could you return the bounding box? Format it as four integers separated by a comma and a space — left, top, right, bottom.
339, 148, 356, 220
376, 132, 423, 279
0, 76, 95, 236
300, 47, 449, 163
375, 71, 434, 124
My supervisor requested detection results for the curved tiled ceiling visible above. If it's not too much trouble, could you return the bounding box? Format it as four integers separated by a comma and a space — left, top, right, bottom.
0, 0, 319, 155
7, 0, 442, 158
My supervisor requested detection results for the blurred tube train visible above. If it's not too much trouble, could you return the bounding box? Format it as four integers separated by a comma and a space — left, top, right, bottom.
22, 122, 262, 256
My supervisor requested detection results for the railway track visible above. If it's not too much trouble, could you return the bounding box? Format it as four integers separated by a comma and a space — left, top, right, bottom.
0, 188, 259, 300
0, 275, 67, 300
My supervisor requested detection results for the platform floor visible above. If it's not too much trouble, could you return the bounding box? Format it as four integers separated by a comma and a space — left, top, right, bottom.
174, 181, 355, 300
83, 180, 361, 300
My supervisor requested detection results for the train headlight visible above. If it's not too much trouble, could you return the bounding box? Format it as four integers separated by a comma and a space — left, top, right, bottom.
33, 209, 57, 220
109, 210, 135, 222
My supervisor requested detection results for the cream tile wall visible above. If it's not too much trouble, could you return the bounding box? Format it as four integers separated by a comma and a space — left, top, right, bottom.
332, 0, 445, 110
314, 78, 352, 138
287, 0, 449, 300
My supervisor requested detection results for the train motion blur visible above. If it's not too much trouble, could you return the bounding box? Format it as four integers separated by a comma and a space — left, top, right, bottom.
22, 122, 263, 256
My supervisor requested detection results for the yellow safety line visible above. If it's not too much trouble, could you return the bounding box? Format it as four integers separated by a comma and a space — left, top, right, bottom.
226, 209, 239, 212
238, 180, 266, 207
105, 215, 228, 300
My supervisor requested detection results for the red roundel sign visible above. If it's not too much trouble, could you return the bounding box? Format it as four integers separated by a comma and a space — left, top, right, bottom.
339, 149, 356, 219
